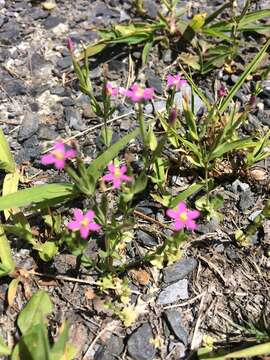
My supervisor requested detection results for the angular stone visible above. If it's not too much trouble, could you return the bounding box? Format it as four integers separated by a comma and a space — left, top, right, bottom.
163, 258, 197, 283
157, 279, 188, 305
18, 112, 39, 142
127, 323, 156, 360
164, 310, 188, 345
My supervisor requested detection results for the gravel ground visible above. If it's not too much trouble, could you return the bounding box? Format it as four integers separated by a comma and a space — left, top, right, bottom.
1, 0, 270, 359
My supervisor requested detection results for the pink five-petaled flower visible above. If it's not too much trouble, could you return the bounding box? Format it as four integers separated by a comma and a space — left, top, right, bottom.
106, 82, 119, 97
166, 201, 200, 231
67, 209, 101, 239
41, 141, 76, 170
125, 83, 155, 103
102, 163, 132, 189
167, 74, 187, 91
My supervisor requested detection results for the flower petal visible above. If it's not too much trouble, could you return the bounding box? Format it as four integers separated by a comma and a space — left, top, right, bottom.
41, 154, 56, 165
85, 210, 95, 221
177, 202, 186, 213
188, 210, 200, 220
54, 142, 65, 152
102, 174, 114, 182
64, 149, 76, 159
54, 159, 65, 169
108, 163, 115, 173
186, 219, 197, 231
120, 165, 127, 175
89, 222, 101, 232
112, 178, 121, 189
80, 226, 90, 239
174, 220, 185, 231
166, 208, 178, 219
120, 175, 132, 183
73, 209, 83, 221
67, 220, 80, 231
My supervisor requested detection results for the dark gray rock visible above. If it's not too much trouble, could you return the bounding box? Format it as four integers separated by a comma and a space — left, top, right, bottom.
50, 86, 70, 97
144, 0, 158, 17
38, 125, 58, 140
197, 217, 219, 234
61, 97, 75, 107
43, 16, 65, 29
0, 21, 20, 44
164, 310, 188, 345
94, 334, 124, 360
127, 323, 156, 360
239, 190, 254, 211
1, 72, 27, 96
163, 49, 172, 64
157, 279, 188, 305
261, 80, 270, 97
257, 110, 270, 127
231, 179, 249, 193
146, 69, 163, 94
57, 56, 72, 70
64, 107, 85, 131
137, 230, 158, 247
163, 258, 197, 283
18, 112, 39, 142
0, 15, 6, 28
31, 8, 49, 20
29, 53, 48, 72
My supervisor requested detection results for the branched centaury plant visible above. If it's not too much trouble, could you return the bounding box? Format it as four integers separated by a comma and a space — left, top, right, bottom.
153, 40, 270, 216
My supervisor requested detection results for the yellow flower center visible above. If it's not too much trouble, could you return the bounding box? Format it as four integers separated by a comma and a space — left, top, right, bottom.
114, 168, 121, 177
135, 88, 144, 98
179, 212, 187, 221
81, 218, 89, 227
53, 150, 64, 160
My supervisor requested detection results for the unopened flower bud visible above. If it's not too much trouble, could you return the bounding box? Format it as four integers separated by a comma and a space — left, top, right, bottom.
217, 84, 227, 98
168, 107, 178, 126
67, 37, 75, 52
248, 95, 256, 108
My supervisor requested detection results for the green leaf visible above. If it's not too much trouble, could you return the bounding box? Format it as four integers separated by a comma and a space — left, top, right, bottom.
0, 128, 16, 173
182, 97, 199, 141
170, 182, 205, 208
0, 223, 15, 276
2, 170, 20, 220
209, 138, 255, 161
0, 183, 76, 211
18, 323, 51, 360
38, 241, 59, 262
17, 290, 53, 335
142, 40, 153, 65
0, 335, 10, 356
51, 322, 77, 360
87, 128, 140, 181
76, 41, 107, 61
218, 38, 270, 114
226, 341, 270, 358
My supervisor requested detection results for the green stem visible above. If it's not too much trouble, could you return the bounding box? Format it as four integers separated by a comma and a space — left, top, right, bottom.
0, 223, 15, 274
138, 103, 146, 146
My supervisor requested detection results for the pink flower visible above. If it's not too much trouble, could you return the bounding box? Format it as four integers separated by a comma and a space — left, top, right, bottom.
102, 163, 132, 189
167, 74, 187, 91
125, 83, 155, 103
166, 201, 200, 231
41, 141, 76, 170
106, 82, 119, 97
67, 209, 101, 239
67, 37, 75, 52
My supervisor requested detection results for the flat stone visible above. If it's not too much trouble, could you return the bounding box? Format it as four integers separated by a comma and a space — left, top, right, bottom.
127, 323, 156, 360
57, 56, 72, 70
64, 107, 85, 131
239, 190, 254, 211
94, 334, 124, 360
137, 230, 158, 247
31, 8, 49, 20
18, 112, 39, 142
163, 258, 197, 283
165, 309, 188, 345
43, 15, 65, 29
157, 279, 188, 305
38, 125, 58, 140
145, 69, 163, 94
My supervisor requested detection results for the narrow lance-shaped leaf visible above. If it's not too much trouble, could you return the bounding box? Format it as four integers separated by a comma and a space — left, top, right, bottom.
0, 183, 76, 211
0, 128, 16, 173
0, 223, 15, 277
